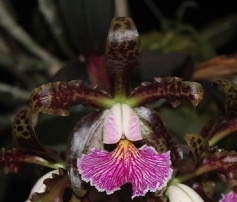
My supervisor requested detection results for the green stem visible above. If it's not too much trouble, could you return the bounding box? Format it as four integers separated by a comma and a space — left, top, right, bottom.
208, 121, 237, 146
23, 155, 66, 169
208, 132, 226, 146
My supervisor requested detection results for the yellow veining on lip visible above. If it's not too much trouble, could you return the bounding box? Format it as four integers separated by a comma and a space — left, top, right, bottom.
111, 139, 139, 161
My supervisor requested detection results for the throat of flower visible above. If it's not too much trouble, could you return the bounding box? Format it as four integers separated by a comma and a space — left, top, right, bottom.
112, 139, 139, 160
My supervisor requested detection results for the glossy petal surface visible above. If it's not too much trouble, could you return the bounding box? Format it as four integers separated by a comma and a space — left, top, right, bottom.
77, 140, 172, 198
103, 104, 142, 144
219, 191, 237, 202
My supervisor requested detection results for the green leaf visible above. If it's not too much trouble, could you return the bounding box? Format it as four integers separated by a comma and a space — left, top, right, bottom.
58, 0, 114, 53
12, 108, 49, 158
128, 77, 204, 107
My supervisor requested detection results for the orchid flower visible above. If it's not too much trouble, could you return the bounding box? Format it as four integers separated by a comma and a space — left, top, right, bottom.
12, 17, 203, 199
219, 190, 237, 202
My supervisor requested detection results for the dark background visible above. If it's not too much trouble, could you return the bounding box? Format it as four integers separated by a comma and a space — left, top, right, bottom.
1, 0, 237, 201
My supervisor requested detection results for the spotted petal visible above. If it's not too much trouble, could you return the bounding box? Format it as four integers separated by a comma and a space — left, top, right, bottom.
77, 140, 172, 198
30, 80, 112, 115
128, 77, 203, 108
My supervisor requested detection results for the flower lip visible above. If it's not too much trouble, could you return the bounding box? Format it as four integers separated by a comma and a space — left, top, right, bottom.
77, 139, 173, 198
103, 103, 142, 144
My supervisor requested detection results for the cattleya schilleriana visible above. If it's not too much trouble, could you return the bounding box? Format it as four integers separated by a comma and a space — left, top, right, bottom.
8, 17, 204, 201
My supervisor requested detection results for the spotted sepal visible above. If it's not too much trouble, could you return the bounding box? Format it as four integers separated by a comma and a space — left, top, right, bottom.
105, 17, 141, 96
197, 150, 237, 176
185, 134, 209, 165
12, 108, 63, 162
213, 79, 237, 117
128, 77, 204, 108
30, 80, 112, 116
135, 106, 183, 164
67, 111, 105, 197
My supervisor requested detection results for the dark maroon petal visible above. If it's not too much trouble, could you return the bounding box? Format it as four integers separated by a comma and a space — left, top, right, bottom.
30, 80, 112, 115
128, 77, 203, 108
12, 108, 59, 161
200, 80, 237, 145
135, 107, 183, 164
198, 151, 237, 175
105, 17, 141, 97
67, 111, 105, 197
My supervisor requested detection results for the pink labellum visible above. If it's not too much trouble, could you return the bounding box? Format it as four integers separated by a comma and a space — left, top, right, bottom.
219, 191, 237, 202
77, 140, 173, 198
103, 104, 142, 144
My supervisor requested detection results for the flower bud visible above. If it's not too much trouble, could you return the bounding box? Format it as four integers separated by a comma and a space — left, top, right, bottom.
166, 183, 204, 202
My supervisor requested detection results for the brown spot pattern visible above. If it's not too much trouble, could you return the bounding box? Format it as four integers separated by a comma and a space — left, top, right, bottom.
30, 80, 111, 115
11, 108, 48, 154
12, 108, 33, 140
129, 77, 204, 107
185, 134, 209, 165
105, 17, 142, 96
214, 79, 237, 116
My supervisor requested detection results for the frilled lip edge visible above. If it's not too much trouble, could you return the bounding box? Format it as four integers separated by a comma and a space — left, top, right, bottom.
219, 191, 237, 202
77, 140, 173, 199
